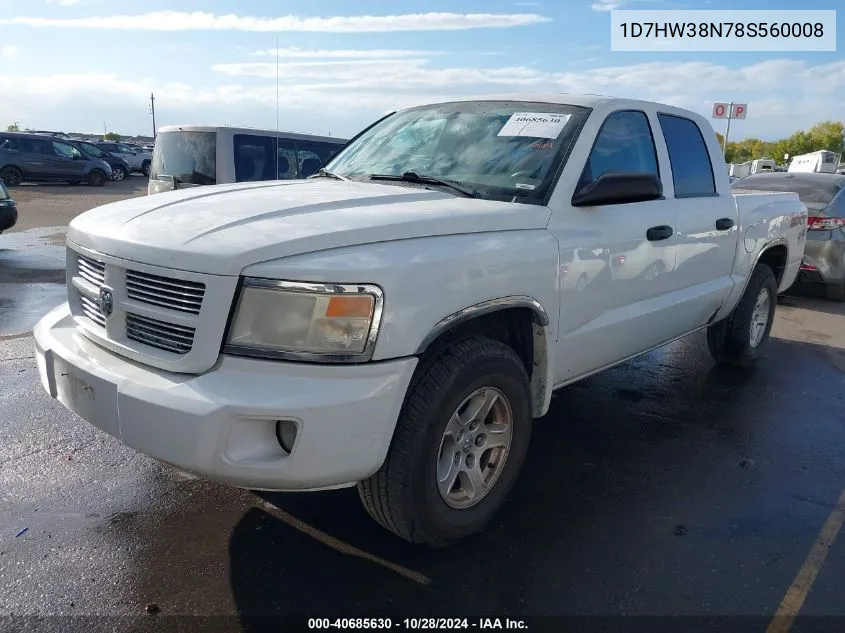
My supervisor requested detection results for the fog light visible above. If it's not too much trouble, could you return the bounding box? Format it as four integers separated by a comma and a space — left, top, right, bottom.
275, 420, 298, 454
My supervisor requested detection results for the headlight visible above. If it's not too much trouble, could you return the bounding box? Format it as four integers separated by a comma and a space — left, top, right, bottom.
223, 278, 384, 363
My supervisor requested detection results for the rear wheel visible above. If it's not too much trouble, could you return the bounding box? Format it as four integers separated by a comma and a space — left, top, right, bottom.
826, 282, 845, 302
707, 264, 777, 368
87, 169, 107, 187
0, 166, 22, 187
358, 336, 532, 547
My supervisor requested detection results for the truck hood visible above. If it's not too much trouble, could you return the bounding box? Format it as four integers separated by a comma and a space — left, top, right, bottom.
68, 179, 550, 276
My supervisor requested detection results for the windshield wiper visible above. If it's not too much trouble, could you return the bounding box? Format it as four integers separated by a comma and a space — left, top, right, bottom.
310, 168, 351, 182
370, 171, 477, 198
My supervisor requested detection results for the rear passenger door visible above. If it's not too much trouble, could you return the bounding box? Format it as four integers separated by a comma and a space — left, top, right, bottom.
656, 113, 736, 329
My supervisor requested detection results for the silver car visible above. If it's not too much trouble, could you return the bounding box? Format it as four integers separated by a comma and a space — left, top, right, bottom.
732, 172, 845, 301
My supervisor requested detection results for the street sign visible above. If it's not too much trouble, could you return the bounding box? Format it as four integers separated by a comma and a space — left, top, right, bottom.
713, 102, 748, 119
731, 103, 747, 119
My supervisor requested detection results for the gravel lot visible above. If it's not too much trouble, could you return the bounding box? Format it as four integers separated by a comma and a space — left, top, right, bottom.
7, 177, 147, 233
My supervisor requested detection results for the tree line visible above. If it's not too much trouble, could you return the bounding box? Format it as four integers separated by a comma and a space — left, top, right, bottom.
715, 121, 845, 165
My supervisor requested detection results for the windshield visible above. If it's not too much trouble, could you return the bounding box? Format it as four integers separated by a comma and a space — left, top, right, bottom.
325, 101, 589, 202
732, 175, 844, 206
150, 131, 217, 185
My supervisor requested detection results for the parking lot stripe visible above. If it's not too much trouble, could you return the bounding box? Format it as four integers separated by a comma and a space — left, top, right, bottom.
261, 501, 431, 586
766, 486, 845, 633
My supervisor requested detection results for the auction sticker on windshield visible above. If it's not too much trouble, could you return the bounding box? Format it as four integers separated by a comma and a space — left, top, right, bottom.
498, 112, 572, 138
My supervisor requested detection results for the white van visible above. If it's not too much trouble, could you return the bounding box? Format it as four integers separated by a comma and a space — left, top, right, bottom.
148, 125, 348, 195
787, 150, 842, 174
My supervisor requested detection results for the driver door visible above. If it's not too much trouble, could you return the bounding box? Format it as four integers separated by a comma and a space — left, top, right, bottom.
50, 141, 86, 178
547, 109, 679, 384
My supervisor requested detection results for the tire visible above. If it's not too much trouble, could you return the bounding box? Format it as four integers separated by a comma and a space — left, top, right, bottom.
87, 169, 107, 187
142, 161, 151, 177
358, 336, 532, 547
825, 282, 845, 302
707, 264, 777, 368
112, 166, 127, 181
0, 166, 22, 187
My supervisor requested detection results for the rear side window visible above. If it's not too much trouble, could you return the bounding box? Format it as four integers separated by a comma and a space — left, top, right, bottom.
0, 136, 19, 151
233, 134, 278, 182
578, 110, 658, 189
658, 114, 716, 197
150, 131, 217, 185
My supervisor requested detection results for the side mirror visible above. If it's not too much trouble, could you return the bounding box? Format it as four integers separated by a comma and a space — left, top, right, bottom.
571, 171, 663, 207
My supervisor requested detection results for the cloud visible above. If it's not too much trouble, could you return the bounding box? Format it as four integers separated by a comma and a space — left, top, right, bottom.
591, 0, 628, 10
1, 58, 843, 140
0, 11, 552, 32
249, 47, 445, 59
0, 45, 21, 58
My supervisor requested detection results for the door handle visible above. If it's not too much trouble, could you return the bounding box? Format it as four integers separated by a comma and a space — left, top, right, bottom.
715, 217, 734, 230
646, 225, 673, 241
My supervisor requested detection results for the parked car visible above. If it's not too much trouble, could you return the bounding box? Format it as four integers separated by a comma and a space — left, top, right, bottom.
0, 132, 112, 186
732, 171, 845, 300
0, 178, 17, 233
95, 142, 152, 176
68, 140, 132, 181
34, 94, 806, 547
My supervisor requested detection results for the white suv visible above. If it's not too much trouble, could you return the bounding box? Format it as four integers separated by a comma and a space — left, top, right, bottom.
96, 142, 152, 177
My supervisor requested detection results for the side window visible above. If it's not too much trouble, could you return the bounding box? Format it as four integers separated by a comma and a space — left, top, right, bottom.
233, 134, 276, 182
277, 139, 298, 180
0, 137, 18, 151
296, 148, 323, 178
52, 142, 77, 158
26, 139, 52, 155
579, 110, 658, 189
657, 113, 716, 197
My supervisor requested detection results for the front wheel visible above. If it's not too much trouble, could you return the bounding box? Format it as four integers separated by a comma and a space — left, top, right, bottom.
358, 336, 532, 547
87, 169, 107, 187
142, 161, 151, 177
112, 166, 127, 181
707, 264, 777, 368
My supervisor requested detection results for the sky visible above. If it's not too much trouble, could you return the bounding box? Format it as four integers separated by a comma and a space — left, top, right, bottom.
0, 0, 842, 141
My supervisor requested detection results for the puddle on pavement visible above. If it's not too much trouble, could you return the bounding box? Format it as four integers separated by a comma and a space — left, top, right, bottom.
0, 227, 68, 337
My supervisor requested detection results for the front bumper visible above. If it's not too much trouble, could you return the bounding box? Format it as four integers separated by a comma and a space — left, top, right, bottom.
34, 303, 417, 491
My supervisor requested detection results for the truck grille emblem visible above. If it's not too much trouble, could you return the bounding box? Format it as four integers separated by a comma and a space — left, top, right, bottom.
99, 287, 114, 318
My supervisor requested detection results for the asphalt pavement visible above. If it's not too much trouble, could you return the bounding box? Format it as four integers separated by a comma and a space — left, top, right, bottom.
1, 181, 844, 633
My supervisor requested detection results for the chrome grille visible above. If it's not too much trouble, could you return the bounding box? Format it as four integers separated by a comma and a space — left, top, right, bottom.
126, 270, 205, 314
126, 313, 196, 354
78, 294, 106, 327
77, 255, 105, 287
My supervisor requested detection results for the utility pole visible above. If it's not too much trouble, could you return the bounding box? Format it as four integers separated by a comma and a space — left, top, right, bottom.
149, 93, 156, 139
721, 101, 734, 159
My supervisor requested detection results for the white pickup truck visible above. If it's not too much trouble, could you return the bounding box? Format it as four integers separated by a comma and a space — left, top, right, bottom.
34, 94, 807, 547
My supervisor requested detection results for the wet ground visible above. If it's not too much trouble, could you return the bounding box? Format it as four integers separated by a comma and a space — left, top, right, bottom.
1, 184, 844, 633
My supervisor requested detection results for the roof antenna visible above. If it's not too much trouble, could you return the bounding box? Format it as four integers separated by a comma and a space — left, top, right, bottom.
275, 35, 280, 180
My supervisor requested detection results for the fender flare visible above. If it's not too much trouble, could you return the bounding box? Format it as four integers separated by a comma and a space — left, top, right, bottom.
414, 296, 554, 418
